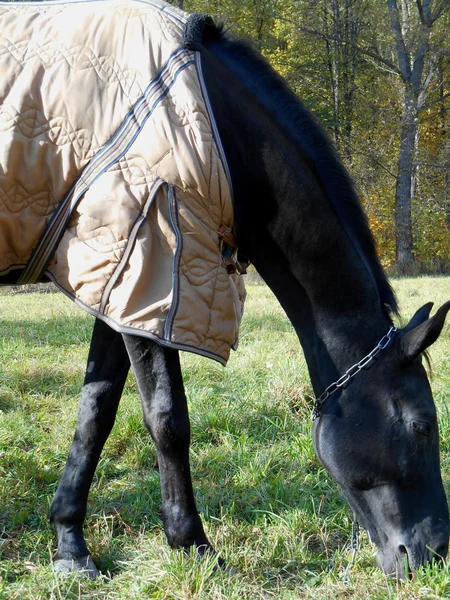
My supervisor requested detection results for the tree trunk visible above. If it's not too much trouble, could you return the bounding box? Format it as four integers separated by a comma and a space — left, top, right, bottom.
322, 0, 360, 160
387, 0, 434, 272
323, 1, 340, 144
341, 0, 358, 165
395, 85, 418, 271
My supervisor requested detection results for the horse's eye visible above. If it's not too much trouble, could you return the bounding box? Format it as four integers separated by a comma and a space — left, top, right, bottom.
411, 421, 430, 436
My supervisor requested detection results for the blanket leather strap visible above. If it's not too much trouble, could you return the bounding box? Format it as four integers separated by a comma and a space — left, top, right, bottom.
219, 225, 250, 275
17, 47, 195, 285
218, 225, 237, 248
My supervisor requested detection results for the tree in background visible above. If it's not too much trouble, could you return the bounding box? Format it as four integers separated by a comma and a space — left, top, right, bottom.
386, 0, 449, 272
179, 0, 450, 272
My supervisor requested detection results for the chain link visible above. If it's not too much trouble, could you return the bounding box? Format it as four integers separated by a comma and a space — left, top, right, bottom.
342, 520, 361, 585
312, 326, 398, 421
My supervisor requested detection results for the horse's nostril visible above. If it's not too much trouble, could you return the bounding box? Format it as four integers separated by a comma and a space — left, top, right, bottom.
397, 545, 413, 579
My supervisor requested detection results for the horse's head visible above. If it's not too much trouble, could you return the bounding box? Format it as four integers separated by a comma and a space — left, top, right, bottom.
313, 301, 450, 579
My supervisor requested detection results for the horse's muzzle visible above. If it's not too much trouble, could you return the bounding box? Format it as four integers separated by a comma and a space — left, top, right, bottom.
377, 536, 448, 579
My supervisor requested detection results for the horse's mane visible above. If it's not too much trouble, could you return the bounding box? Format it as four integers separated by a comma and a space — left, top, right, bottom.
202, 23, 398, 317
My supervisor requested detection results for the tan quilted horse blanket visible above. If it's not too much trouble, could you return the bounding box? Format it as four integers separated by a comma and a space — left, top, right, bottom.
0, 0, 245, 364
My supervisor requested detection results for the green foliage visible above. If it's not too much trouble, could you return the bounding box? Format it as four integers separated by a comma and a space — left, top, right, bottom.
179, 0, 450, 271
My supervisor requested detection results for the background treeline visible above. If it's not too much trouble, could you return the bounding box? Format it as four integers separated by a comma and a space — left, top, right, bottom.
175, 0, 450, 274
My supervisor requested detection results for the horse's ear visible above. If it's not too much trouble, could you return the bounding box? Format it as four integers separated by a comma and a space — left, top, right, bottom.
401, 301, 450, 361
403, 302, 434, 333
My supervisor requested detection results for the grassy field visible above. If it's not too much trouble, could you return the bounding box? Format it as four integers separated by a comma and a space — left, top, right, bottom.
1, 276, 450, 599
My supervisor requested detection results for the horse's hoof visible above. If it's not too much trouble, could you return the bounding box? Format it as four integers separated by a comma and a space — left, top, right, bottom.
52, 555, 100, 579
223, 563, 239, 575
193, 545, 231, 573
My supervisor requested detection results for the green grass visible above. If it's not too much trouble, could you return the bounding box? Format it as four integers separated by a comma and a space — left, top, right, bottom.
1, 276, 450, 599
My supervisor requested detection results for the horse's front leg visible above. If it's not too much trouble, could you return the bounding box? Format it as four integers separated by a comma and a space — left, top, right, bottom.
123, 335, 215, 557
50, 318, 130, 577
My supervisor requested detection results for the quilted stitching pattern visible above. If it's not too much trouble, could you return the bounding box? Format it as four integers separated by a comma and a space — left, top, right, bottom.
0, 186, 55, 215
0, 0, 245, 364
0, 104, 100, 158
0, 39, 145, 100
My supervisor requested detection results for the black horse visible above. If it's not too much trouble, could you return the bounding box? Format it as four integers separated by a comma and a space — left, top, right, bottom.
7, 15, 450, 581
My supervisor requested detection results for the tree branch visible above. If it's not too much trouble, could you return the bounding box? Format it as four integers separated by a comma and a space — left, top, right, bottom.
421, 0, 433, 26
293, 23, 402, 75
416, 0, 434, 26
418, 64, 434, 106
421, 90, 450, 109
416, 0, 425, 24
354, 150, 398, 179
410, 2, 433, 93
431, 0, 450, 24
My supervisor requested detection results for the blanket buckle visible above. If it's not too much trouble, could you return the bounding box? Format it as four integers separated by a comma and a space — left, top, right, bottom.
218, 225, 249, 275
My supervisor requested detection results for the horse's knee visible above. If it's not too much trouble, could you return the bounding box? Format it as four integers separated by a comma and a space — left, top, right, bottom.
144, 408, 190, 454
50, 500, 84, 526
50, 481, 87, 525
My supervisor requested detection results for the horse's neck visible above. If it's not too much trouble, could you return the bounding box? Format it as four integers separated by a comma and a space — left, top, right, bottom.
201, 45, 392, 394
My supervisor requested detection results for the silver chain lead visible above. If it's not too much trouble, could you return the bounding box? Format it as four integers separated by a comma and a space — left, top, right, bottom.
342, 520, 361, 585
312, 326, 398, 421
312, 330, 396, 581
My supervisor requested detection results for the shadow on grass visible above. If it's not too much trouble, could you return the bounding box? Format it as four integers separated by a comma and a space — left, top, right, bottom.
0, 312, 359, 580
0, 421, 345, 579
0, 393, 15, 413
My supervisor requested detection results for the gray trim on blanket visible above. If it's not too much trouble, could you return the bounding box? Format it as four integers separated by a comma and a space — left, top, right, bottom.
195, 52, 234, 212
164, 185, 183, 341
44, 269, 228, 365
